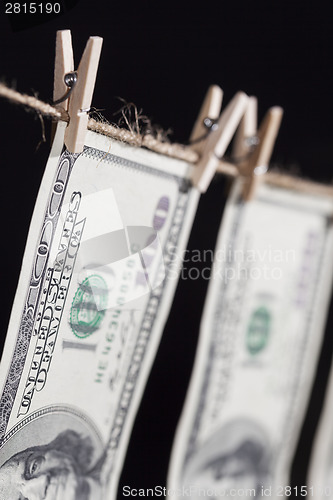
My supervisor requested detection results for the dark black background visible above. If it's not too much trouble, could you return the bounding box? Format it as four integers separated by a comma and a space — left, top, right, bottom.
0, 1, 332, 497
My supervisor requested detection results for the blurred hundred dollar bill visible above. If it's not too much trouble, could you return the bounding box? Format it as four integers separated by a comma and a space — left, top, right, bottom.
167, 179, 333, 500
308, 357, 333, 498
0, 122, 199, 500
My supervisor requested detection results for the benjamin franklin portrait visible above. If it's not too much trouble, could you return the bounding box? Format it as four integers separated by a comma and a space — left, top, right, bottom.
182, 419, 271, 499
0, 428, 104, 500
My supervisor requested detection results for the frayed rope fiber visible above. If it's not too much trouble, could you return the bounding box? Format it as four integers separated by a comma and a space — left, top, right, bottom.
0, 83, 199, 164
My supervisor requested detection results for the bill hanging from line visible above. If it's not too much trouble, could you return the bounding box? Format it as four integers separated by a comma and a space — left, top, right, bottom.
308, 347, 333, 499
167, 177, 333, 500
0, 122, 200, 500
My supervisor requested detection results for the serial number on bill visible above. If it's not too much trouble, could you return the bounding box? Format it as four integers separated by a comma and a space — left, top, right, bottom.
5, 2, 61, 13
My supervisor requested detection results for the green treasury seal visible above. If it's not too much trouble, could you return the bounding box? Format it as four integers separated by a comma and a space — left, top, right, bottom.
70, 274, 108, 339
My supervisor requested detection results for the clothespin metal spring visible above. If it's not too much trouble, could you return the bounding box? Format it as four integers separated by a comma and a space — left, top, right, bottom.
53, 71, 77, 105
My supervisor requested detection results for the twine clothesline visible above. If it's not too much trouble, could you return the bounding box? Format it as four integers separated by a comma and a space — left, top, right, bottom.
0, 83, 199, 164
1, 82, 333, 197
0, 83, 68, 121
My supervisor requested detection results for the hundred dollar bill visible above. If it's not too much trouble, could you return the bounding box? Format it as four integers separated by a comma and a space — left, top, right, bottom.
167, 179, 333, 500
308, 354, 333, 498
0, 121, 199, 500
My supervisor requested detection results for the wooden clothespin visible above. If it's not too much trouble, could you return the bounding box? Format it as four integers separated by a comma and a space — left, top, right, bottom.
53, 30, 74, 112
53, 30, 103, 153
235, 99, 283, 201
232, 96, 258, 162
190, 87, 249, 192
189, 85, 223, 155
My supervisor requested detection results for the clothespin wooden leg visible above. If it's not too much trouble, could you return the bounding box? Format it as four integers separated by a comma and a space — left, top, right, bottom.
232, 96, 258, 162
64, 36, 103, 154
51, 30, 74, 144
192, 92, 249, 192
53, 30, 74, 112
189, 85, 223, 155
242, 106, 283, 201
